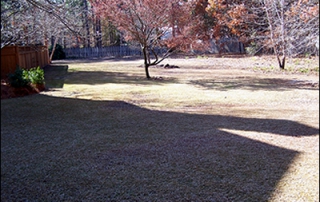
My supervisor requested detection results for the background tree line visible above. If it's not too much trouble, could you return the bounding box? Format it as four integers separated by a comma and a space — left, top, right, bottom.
1, 0, 319, 68
1, 0, 122, 49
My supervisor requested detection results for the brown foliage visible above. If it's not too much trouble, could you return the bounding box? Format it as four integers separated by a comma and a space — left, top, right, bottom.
89, 0, 210, 78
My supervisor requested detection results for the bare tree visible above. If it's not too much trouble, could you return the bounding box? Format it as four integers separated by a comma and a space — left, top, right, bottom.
1, 0, 84, 50
285, 0, 319, 56
263, 0, 288, 69
206, 0, 319, 67
261, 0, 318, 69
1, 0, 31, 48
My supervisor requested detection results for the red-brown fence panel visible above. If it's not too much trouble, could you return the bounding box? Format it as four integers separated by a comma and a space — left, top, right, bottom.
1, 46, 49, 78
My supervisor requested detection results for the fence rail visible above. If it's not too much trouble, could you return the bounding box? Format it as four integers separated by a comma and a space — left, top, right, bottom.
1, 45, 49, 78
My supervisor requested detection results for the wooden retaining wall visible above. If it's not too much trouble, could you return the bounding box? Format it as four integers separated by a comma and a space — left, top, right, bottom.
1, 46, 49, 78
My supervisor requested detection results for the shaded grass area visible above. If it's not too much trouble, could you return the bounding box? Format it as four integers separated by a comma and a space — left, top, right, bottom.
1, 95, 318, 201
189, 77, 319, 91
44, 60, 177, 88
43, 64, 69, 89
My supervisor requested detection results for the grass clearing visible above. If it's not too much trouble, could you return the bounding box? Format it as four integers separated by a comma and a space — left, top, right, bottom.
1, 55, 319, 201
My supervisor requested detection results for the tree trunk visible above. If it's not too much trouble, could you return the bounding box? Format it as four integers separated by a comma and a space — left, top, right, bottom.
142, 47, 151, 79
49, 36, 59, 63
144, 64, 151, 79
95, 16, 102, 47
277, 55, 286, 69
51, 36, 55, 47
83, 0, 90, 47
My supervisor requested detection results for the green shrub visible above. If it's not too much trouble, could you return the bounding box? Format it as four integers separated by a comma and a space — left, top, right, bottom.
245, 42, 260, 56
49, 44, 66, 60
23, 66, 45, 84
8, 66, 45, 88
312, 66, 319, 72
8, 67, 29, 88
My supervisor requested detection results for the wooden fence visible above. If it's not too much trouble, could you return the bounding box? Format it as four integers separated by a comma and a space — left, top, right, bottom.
64, 40, 245, 59
64, 46, 168, 59
210, 38, 245, 54
1, 46, 49, 78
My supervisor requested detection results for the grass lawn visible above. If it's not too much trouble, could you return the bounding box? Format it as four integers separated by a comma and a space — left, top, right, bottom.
1, 55, 319, 201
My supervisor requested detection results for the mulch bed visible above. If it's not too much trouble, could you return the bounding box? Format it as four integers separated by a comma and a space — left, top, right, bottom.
1, 79, 45, 100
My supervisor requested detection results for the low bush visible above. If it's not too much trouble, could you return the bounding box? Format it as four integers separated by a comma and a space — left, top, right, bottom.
8, 66, 45, 88
8, 67, 29, 88
23, 66, 45, 84
49, 44, 66, 60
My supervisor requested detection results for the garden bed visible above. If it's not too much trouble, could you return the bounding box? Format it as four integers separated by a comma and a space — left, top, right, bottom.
1, 79, 45, 99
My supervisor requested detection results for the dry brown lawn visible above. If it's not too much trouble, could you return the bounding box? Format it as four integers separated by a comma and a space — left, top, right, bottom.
1, 55, 319, 201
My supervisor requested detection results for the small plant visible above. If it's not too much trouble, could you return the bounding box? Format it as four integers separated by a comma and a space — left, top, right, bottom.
254, 66, 274, 72
310, 66, 319, 72
8, 66, 45, 91
294, 59, 300, 65
305, 53, 311, 58
285, 65, 295, 72
299, 68, 310, 73
23, 66, 45, 84
245, 42, 260, 56
8, 66, 29, 88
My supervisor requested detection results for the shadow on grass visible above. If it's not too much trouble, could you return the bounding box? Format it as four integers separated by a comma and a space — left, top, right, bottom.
43, 64, 69, 89
1, 95, 318, 201
189, 77, 319, 91
65, 70, 178, 85
44, 61, 318, 91
44, 64, 178, 87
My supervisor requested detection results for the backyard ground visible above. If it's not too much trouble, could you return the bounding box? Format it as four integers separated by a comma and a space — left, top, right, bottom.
1, 55, 319, 201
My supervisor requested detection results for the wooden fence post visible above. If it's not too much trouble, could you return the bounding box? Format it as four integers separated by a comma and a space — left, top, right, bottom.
15, 46, 20, 69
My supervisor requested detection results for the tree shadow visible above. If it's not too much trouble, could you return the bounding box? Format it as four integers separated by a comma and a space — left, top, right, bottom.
1, 95, 318, 201
65, 70, 178, 85
189, 77, 319, 91
44, 60, 318, 91
44, 64, 178, 87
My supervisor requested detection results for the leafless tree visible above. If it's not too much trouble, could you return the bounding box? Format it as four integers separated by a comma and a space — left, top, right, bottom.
1, 0, 84, 53
262, 0, 319, 69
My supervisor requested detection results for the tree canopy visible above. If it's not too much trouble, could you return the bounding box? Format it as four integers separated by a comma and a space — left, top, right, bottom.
1, 0, 319, 71
90, 0, 209, 78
